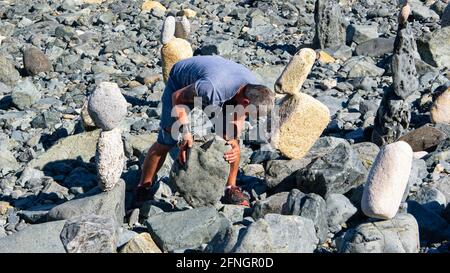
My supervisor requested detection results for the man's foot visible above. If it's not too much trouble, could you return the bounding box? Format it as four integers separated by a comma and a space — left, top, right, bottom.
223, 186, 250, 207
133, 183, 156, 208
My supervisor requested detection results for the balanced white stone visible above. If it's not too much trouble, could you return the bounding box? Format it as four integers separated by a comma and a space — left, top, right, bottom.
96, 128, 125, 191
274, 48, 316, 95
88, 82, 127, 131
361, 141, 413, 219
271, 93, 330, 159
161, 16, 176, 45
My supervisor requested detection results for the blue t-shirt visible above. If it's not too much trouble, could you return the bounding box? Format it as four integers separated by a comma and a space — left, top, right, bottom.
159, 56, 259, 129
169, 55, 259, 107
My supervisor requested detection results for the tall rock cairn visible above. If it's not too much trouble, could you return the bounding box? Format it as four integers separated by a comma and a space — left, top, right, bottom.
313, 0, 346, 49
87, 82, 127, 191
161, 15, 193, 83
271, 48, 330, 159
372, 1, 419, 146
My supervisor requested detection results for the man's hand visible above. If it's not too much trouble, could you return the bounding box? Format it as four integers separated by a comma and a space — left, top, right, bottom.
178, 132, 193, 165
224, 139, 240, 164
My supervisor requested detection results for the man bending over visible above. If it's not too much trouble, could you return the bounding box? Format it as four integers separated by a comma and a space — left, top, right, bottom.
136, 55, 274, 206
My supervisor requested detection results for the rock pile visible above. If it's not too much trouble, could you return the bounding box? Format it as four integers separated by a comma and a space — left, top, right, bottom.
372, 2, 418, 146
161, 16, 193, 82
88, 82, 127, 191
271, 48, 330, 159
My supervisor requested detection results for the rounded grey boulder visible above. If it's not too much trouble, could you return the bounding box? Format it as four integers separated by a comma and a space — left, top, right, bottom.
88, 82, 127, 131
23, 47, 53, 76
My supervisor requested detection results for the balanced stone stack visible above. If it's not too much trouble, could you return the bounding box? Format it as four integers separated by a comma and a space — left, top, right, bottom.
372, 2, 418, 146
161, 16, 193, 82
271, 48, 330, 159
88, 82, 127, 191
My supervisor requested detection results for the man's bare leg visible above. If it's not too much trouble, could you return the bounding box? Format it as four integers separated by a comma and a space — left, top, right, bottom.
138, 142, 172, 188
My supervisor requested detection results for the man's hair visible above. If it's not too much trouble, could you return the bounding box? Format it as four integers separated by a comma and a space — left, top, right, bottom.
244, 84, 275, 113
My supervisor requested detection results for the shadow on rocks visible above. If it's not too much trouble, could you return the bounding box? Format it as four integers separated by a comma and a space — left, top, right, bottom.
38, 127, 69, 150
255, 42, 299, 55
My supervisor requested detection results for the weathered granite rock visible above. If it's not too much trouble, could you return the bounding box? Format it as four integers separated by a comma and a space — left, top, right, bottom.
404, 159, 428, 202
60, 214, 117, 253
362, 141, 413, 219
0, 148, 19, 174
409, 185, 447, 216
205, 223, 246, 253
169, 138, 229, 208
96, 128, 125, 191
219, 204, 247, 223
407, 200, 450, 243
347, 24, 379, 44
119, 232, 162, 253
326, 194, 357, 233
0, 220, 66, 253
355, 37, 395, 57
296, 141, 368, 198
264, 158, 311, 192
352, 142, 380, 169
48, 179, 125, 224
392, 25, 419, 99
398, 125, 447, 152
417, 26, 450, 68
271, 93, 330, 159
29, 130, 100, 170
233, 214, 318, 253
0, 54, 20, 86
313, 0, 346, 49
347, 58, 385, 78
372, 90, 411, 146
88, 82, 128, 131
274, 48, 316, 95
431, 87, 450, 125
284, 190, 328, 243
146, 207, 228, 252
337, 213, 420, 253
11, 79, 41, 110
23, 47, 52, 75
252, 191, 290, 219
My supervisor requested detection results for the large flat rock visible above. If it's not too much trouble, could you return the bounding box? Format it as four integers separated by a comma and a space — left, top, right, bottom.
0, 220, 66, 253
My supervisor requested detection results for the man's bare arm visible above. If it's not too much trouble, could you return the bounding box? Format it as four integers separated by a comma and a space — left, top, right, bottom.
223, 111, 246, 140
171, 84, 196, 125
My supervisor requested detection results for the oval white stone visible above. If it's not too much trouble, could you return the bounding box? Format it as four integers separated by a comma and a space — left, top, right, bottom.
361, 141, 413, 219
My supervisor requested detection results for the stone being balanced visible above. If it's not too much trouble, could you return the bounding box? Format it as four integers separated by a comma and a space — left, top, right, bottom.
88, 82, 128, 191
